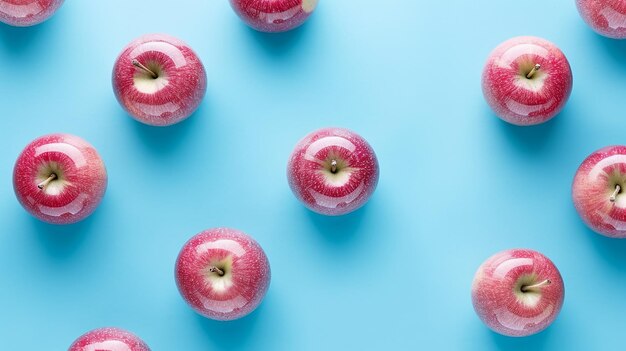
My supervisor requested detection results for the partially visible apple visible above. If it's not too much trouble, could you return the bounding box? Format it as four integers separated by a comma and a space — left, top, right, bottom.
68, 327, 151, 351
13, 133, 107, 225
572, 145, 626, 238
471, 249, 564, 337
229, 0, 318, 32
112, 34, 207, 127
576, 0, 626, 39
0, 0, 64, 27
482, 36, 573, 126
175, 228, 271, 321
287, 127, 379, 216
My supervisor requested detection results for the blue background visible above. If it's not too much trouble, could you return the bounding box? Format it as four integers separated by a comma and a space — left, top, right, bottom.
1, 0, 626, 349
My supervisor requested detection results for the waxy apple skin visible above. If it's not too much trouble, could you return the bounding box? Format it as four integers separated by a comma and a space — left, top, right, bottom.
112, 34, 207, 126
287, 127, 379, 216
576, 0, 626, 39
13, 134, 107, 225
482, 36, 573, 126
68, 327, 151, 351
175, 228, 271, 321
573, 145, 626, 238
0, 0, 64, 27
229, 0, 318, 33
472, 249, 564, 337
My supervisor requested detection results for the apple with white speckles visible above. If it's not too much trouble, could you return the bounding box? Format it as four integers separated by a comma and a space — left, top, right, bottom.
0, 0, 64, 27
472, 249, 564, 337
572, 145, 626, 238
229, 0, 318, 32
112, 34, 207, 126
69, 327, 151, 350
13, 133, 107, 225
175, 228, 271, 321
287, 127, 379, 216
482, 36, 573, 126
576, 0, 626, 39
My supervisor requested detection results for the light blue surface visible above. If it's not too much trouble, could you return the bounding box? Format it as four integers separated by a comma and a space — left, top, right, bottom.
1, 0, 626, 349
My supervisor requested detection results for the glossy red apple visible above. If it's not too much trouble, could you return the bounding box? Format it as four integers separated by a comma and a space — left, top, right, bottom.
482, 36, 573, 126
175, 228, 271, 321
472, 249, 564, 337
287, 127, 379, 216
0, 0, 64, 27
13, 134, 107, 225
576, 0, 626, 39
572, 145, 626, 238
69, 327, 150, 351
112, 34, 207, 127
229, 0, 318, 32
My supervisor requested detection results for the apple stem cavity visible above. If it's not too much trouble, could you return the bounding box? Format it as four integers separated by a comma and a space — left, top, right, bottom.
330, 160, 338, 174
37, 173, 57, 190
132, 59, 158, 79
610, 185, 621, 203
521, 279, 551, 292
526, 64, 541, 79
209, 266, 225, 276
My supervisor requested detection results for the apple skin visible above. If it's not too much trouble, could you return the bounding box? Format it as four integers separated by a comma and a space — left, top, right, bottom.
229, 0, 318, 33
112, 34, 207, 127
0, 0, 64, 27
68, 327, 151, 351
572, 145, 626, 238
287, 127, 379, 216
482, 36, 573, 126
175, 228, 271, 321
576, 0, 626, 39
471, 249, 564, 337
13, 134, 107, 225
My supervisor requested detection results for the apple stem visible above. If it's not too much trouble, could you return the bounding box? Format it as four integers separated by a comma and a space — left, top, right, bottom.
526, 64, 541, 79
209, 266, 225, 276
521, 279, 551, 292
37, 173, 57, 190
132, 59, 158, 79
330, 160, 338, 173
610, 185, 621, 203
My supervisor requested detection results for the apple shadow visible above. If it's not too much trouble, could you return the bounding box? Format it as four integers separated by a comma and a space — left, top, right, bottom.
582, 221, 626, 270
26, 200, 104, 260
128, 101, 207, 155
489, 327, 553, 351
305, 204, 368, 246
0, 16, 57, 54
244, 19, 313, 57
593, 33, 626, 69
195, 295, 268, 350
491, 106, 562, 154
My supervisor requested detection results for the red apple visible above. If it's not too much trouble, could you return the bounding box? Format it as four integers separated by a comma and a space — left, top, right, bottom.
287, 127, 379, 216
576, 0, 626, 39
68, 327, 151, 351
112, 34, 207, 127
572, 145, 626, 238
0, 0, 64, 27
13, 133, 107, 225
471, 249, 564, 337
175, 228, 271, 321
482, 36, 573, 126
229, 0, 318, 33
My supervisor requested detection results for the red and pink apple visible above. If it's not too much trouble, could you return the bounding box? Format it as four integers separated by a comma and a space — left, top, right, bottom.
572, 145, 626, 238
68, 327, 150, 351
576, 0, 626, 39
175, 228, 271, 321
471, 249, 564, 337
13, 133, 107, 225
229, 0, 318, 33
287, 127, 379, 216
112, 34, 207, 127
482, 36, 573, 126
0, 0, 64, 27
